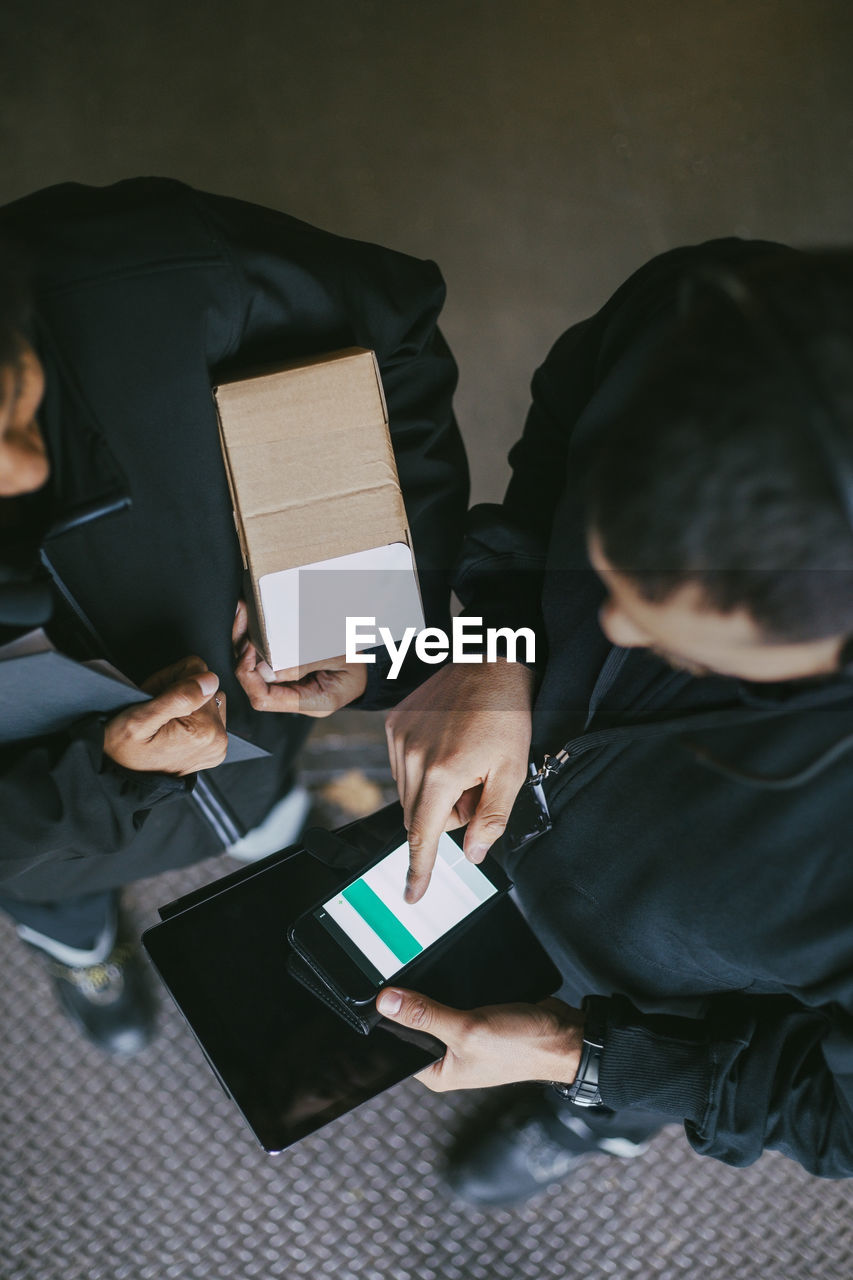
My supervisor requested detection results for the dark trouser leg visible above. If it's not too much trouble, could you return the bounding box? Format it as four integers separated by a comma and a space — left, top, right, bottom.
0, 889, 118, 963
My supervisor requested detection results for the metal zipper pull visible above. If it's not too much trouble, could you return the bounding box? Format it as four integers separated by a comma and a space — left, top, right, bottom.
505, 757, 558, 852
529, 747, 571, 783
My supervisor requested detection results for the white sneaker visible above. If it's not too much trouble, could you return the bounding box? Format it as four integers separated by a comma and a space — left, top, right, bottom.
227, 785, 311, 862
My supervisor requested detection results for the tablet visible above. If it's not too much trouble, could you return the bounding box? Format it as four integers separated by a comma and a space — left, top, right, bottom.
143, 810, 560, 1154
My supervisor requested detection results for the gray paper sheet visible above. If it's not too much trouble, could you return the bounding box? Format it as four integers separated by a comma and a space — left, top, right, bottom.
0, 651, 268, 763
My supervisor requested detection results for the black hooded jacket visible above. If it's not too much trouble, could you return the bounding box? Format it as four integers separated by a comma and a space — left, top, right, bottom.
0, 178, 468, 899
454, 239, 853, 1177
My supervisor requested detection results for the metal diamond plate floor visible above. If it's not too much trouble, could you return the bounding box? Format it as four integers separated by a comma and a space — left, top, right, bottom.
3, 715, 853, 1280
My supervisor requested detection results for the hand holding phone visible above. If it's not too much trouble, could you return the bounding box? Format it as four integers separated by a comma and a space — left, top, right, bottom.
375, 988, 585, 1094
288, 832, 510, 1007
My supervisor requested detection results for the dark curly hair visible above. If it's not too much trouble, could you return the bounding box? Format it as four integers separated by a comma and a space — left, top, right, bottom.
583, 251, 853, 643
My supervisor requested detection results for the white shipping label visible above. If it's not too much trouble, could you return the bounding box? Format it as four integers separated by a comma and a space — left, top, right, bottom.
259, 541, 424, 672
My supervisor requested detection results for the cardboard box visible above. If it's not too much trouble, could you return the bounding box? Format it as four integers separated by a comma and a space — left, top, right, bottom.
214, 348, 424, 671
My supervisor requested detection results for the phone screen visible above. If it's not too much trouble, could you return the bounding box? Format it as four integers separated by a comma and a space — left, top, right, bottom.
314, 832, 499, 985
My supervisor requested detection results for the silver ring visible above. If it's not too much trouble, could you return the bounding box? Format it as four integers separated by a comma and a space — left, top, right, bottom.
214, 695, 223, 709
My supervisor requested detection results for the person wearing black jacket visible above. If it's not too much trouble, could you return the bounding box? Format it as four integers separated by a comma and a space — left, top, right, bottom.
380, 240, 853, 1200
0, 177, 468, 1053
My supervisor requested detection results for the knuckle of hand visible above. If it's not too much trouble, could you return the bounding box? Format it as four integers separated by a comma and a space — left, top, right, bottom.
406, 831, 426, 857
407, 1001, 431, 1030
441, 743, 468, 768
403, 741, 427, 767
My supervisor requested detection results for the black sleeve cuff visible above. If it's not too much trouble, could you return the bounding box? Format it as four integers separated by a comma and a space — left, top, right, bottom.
595, 994, 719, 1127
71, 713, 194, 806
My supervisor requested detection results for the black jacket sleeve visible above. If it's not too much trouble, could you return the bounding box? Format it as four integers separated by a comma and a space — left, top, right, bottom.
593, 991, 853, 1178
453, 315, 603, 673
0, 717, 189, 896
185, 186, 470, 707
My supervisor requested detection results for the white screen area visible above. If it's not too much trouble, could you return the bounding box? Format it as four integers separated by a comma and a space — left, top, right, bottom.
320, 833, 498, 980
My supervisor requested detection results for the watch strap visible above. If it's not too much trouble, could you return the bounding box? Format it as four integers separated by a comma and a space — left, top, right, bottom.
551, 995, 607, 1107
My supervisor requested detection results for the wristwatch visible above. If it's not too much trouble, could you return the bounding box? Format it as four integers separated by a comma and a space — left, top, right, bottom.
551, 996, 606, 1107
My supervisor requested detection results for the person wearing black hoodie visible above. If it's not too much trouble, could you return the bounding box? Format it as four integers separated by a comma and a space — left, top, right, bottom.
380, 239, 853, 1202
0, 177, 468, 1054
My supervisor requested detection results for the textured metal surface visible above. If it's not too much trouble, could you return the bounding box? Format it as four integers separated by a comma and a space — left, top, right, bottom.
3, 723, 853, 1279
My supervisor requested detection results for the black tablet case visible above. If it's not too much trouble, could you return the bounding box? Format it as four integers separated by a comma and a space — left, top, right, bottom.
143, 803, 560, 1154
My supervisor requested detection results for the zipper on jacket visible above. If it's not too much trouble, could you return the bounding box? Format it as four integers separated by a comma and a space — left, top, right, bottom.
526, 672, 853, 811
533, 747, 572, 780
529, 729, 608, 785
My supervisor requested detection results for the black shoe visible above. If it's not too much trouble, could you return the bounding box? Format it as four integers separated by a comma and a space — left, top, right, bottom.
40, 935, 157, 1056
443, 1087, 651, 1207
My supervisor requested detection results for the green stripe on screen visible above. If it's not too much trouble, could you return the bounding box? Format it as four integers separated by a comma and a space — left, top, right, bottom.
342, 880, 423, 965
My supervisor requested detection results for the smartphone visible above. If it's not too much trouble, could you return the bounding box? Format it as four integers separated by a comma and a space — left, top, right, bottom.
288, 831, 511, 1005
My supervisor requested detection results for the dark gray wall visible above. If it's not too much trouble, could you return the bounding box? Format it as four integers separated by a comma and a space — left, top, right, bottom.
2, 0, 852, 500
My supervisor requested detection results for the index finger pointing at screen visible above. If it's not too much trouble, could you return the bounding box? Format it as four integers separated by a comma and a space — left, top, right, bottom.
404, 776, 464, 903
